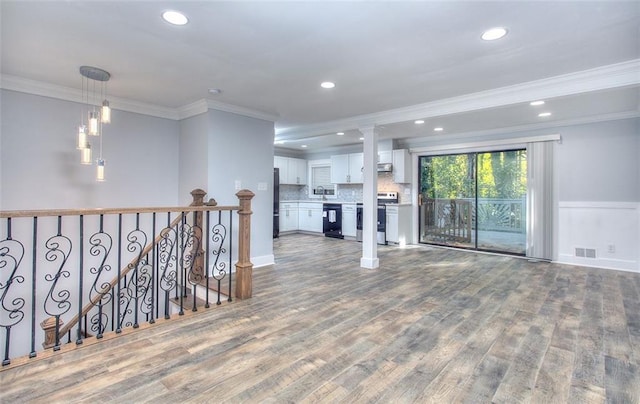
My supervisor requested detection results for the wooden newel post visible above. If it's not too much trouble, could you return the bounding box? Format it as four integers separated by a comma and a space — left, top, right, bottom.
41, 317, 61, 349
235, 189, 254, 299
190, 189, 207, 280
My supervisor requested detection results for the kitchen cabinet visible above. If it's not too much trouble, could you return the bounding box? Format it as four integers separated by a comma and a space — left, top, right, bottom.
297, 202, 323, 233
331, 153, 363, 184
392, 149, 411, 184
341, 203, 357, 237
378, 150, 392, 164
385, 205, 412, 245
279, 202, 299, 232
274, 156, 307, 185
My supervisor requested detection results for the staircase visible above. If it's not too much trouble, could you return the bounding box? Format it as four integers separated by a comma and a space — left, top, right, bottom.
0, 189, 254, 367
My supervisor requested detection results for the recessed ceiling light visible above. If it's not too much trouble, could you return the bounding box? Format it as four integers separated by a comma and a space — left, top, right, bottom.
538, 112, 552, 117
274, 140, 285, 145
530, 100, 545, 106
301, 145, 308, 148
337, 132, 344, 136
359, 137, 364, 141
208, 88, 222, 95
320, 81, 336, 89
414, 120, 425, 124
434, 127, 444, 132
162, 10, 188, 25
481, 27, 507, 41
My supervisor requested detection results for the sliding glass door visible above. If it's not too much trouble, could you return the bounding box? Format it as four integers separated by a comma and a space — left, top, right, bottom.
419, 149, 527, 255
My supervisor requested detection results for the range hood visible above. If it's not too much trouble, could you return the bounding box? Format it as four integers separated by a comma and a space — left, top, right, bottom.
377, 163, 393, 173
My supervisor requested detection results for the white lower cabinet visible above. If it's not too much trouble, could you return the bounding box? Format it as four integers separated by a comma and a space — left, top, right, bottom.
342, 204, 357, 237
385, 205, 412, 245
298, 202, 323, 233
279, 203, 298, 232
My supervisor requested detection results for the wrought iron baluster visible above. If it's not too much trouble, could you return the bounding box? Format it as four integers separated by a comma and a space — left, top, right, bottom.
178, 213, 185, 315
228, 210, 233, 303
181, 211, 203, 313
43, 216, 72, 351
205, 210, 210, 309
209, 210, 228, 306
88, 214, 113, 339
29, 217, 37, 358
116, 214, 122, 333
77, 215, 84, 345
158, 213, 177, 319
1, 217, 26, 366
150, 212, 156, 324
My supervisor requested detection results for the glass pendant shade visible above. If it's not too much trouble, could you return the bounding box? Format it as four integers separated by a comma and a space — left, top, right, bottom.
101, 100, 111, 124
96, 159, 106, 181
78, 66, 111, 179
81, 144, 92, 165
89, 111, 99, 135
77, 125, 87, 149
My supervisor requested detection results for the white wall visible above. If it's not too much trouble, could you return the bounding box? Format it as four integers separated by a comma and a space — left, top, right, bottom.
0, 90, 180, 209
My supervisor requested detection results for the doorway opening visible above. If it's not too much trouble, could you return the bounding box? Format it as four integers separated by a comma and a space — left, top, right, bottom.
418, 149, 527, 255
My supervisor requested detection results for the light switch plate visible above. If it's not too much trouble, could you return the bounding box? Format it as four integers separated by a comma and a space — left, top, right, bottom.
235, 180, 241, 190
258, 182, 267, 191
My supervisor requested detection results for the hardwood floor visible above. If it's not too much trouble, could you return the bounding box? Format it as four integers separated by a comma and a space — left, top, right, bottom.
2, 234, 639, 403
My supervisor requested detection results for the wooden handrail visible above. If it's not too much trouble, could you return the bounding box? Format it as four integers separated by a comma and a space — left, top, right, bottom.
1, 205, 238, 219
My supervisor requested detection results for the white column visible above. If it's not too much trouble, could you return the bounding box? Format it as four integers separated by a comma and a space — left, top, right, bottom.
360, 126, 379, 269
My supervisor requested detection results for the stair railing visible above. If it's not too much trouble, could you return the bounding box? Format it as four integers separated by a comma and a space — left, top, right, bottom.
0, 189, 254, 367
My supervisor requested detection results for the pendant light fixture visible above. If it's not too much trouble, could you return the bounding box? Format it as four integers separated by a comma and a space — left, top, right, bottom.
77, 66, 111, 181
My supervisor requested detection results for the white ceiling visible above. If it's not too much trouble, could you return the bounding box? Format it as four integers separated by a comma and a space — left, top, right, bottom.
1, 1, 639, 152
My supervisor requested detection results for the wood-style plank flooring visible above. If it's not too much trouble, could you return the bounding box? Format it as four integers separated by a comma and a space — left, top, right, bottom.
2, 234, 640, 403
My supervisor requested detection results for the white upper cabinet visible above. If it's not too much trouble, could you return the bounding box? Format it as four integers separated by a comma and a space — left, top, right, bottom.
392, 149, 411, 183
378, 150, 392, 164
331, 153, 363, 184
348, 153, 364, 183
287, 158, 308, 185
274, 156, 308, 185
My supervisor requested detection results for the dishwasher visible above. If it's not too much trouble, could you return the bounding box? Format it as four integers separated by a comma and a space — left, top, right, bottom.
322, 203, 344, 239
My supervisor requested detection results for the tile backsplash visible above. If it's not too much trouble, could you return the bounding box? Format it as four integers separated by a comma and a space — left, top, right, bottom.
279, 172, 411, 203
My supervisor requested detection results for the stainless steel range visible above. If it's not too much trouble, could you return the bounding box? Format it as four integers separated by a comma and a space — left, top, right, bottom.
356, 192, 398, 244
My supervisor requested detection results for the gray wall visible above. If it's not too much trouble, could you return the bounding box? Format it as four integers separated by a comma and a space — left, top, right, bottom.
555, 119, 639, 202
177, 109, 275, 265
0, 90, 179, 209
207, 109, 275, 265
1, 89, 276, 266
179, 113, 210, 205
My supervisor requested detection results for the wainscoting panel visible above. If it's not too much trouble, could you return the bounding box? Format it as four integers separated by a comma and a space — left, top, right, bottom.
557, 201, 639, 272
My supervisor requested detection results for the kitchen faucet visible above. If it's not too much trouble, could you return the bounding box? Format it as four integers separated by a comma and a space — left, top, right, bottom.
316, 186, 326, 200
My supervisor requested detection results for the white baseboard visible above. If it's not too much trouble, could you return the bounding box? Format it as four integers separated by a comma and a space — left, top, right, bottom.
360, 257, 380, 269
252, 254, 275, 268
556, 254, 639, 273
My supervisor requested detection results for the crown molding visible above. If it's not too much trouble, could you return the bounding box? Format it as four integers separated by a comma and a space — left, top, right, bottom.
177, 99, 279, 122
276, 59, 640, 139
0, 74, 180, 120
399, 110, 639, 150
1, 74, 279, 123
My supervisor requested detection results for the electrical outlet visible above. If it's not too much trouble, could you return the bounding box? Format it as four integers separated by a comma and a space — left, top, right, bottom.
607, 244, 616, 253
235, 180, 241, 190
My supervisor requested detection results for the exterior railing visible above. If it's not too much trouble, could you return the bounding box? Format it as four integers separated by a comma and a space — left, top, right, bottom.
0, 189, 254, 367
421, 197, 525, 244
469, 197, 526, 233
